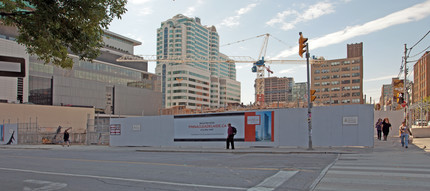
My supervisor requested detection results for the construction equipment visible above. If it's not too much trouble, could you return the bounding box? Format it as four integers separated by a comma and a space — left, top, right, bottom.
116, 34, 322, 106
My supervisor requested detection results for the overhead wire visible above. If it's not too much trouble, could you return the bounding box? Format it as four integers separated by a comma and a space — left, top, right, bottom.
408, 44, 430, 58
407, 29, 430, 58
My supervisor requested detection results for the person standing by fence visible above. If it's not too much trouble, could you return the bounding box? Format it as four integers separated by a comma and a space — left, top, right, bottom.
226, 123, 236, 150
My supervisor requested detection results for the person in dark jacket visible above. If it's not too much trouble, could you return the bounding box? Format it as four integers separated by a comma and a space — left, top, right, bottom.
62, 127, 72, 147
226, 123, 235, 149
381, 118, 391, 141
375, 118, 383, 140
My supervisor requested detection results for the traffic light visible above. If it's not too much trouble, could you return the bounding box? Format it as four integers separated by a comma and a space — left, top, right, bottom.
397, 93, 404, 104
310, 89, 316, 102
299, 32, 308, 58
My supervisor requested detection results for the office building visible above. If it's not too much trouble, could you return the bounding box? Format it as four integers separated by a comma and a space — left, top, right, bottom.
311, 43, 364, 105
0, 25, 161, 116
155, 14, 240, 109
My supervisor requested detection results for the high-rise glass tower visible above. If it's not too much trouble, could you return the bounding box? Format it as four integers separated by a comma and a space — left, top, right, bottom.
156, 14, 240, 109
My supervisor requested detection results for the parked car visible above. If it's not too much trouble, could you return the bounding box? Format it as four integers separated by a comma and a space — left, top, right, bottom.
415, 119, 427, 126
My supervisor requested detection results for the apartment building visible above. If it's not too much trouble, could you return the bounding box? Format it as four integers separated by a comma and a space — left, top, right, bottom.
262, 77, 294, 104
413, 51, 430, 103
155, 14, 240, 109
311, 43, 364, 105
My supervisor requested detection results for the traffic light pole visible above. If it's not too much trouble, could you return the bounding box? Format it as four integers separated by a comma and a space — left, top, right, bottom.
305, 43, 313, 150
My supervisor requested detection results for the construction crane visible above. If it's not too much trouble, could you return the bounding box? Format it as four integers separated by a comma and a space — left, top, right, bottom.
116, 34, 322, 106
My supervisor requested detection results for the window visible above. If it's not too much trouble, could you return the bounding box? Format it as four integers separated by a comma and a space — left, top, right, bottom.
351, 73, 360, 77
314, 70, 320, 74
341, 80, 350, 84
342, 99, 351, 103
314, 82, 320, 86
331, 68, 340, 72
352, 66, 360, 70
322, 75, 330, 79
342, 86, 351, 91
322, 88, 330, 92
321, 69, 330, 73
331, 81, 339, 85
341, 74, 350, 78
352, 79, 360, 83
314, 76, 320, 80
322, 82, 330, 86
331, 87, 340, 91
341, 67, 350, 71
331, 62, 340, 66
352, 92, 360, 96
352, 99, 361, 103
332, 75, 340, 79
352, 86, 360, 90
342, 93, 350, 97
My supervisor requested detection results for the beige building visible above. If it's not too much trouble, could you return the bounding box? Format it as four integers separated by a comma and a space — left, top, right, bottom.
311, 43, 364, 105
155, 14, 240, 109
261, 77, 294, 104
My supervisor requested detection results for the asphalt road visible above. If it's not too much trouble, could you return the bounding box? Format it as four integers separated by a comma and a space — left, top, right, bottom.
0, 148, 337, 191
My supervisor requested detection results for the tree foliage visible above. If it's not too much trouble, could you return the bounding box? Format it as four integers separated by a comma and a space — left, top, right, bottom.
0, 0, 127, 68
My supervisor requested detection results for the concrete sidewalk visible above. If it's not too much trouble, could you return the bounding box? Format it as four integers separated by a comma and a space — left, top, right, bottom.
313, 136, 430, 191
1, 137, 429, 154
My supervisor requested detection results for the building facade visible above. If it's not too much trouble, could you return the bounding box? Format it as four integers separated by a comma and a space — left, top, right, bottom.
413, 51, 430, 104
379, 84, 393, 110
262, 77, 294, 104
155, 14, 240, 109
0, 25, 162, 116
311, 43, 364, 105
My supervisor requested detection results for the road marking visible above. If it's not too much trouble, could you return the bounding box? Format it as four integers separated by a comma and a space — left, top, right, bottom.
247, 170, 298, 191
327, 170, 430, 178
331, 165, 430, 172
0, 167, 247, 190
4, 155, 280, 171
23, 179, 67, 191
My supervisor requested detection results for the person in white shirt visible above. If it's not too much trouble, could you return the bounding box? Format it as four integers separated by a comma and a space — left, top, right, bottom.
399, 121, 412, 148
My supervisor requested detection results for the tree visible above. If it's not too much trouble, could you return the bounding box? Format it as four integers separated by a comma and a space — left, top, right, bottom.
0, 0, 127, 68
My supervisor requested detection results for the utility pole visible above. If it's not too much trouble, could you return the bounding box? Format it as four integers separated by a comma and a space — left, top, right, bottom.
404, 44, 408, 124
299, 32, 312, 150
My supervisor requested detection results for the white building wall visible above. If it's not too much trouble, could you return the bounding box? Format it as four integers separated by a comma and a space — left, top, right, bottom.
110, 104, 374, 147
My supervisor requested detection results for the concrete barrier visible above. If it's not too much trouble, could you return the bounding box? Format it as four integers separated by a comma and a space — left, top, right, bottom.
411, 127, 430, 138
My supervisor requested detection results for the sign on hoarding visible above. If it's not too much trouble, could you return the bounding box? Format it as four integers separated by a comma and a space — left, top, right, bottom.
110, 124, 121, 135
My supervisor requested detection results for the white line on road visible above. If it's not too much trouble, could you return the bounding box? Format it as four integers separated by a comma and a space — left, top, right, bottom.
247, 170, 298, 191
23, 179, 67, 191
0, 167, 247, 190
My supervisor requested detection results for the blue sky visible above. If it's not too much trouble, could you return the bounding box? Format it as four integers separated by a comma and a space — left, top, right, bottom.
109, 0, 430, 105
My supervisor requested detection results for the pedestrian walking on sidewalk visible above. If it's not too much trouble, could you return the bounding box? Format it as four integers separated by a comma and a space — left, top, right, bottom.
62, 127, 72, 147
382, 118, 391, 141
226, 123, 236, 150
399, 121, 412, 148
375, 118, 383, 140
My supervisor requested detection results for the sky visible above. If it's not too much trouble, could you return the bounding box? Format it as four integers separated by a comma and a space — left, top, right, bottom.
109, 0, 430, 105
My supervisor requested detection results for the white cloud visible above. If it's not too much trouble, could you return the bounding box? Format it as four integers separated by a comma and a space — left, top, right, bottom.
364, 75, 397, 82
267, 2, 334, 31
236, 63, 253, 70
274, 0, 430, 58
220, 3, 257, 27
184, 0, 204, 17
137, 7, 154, 16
